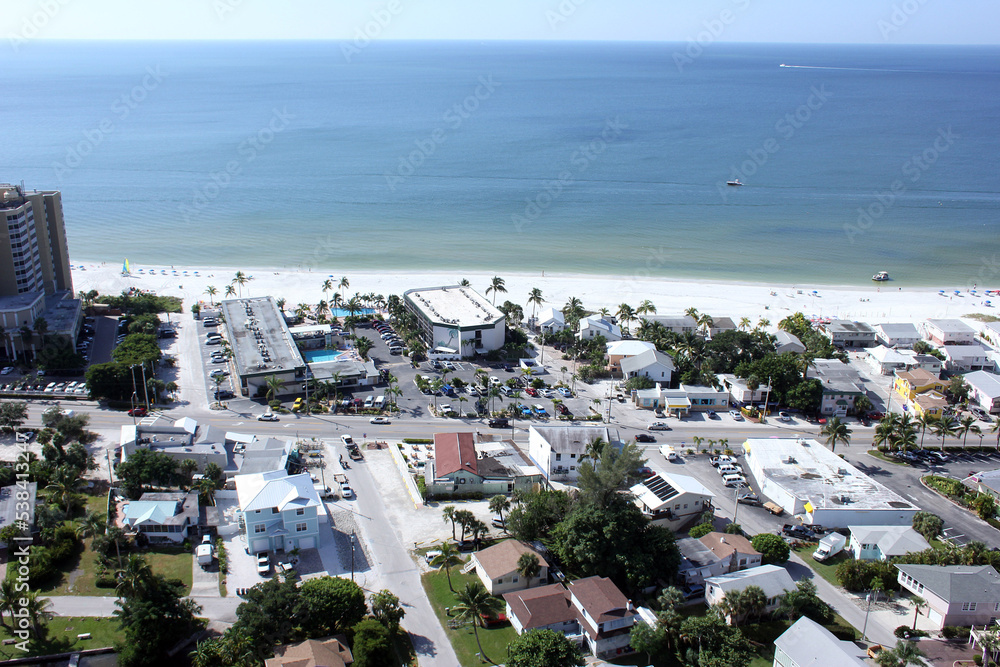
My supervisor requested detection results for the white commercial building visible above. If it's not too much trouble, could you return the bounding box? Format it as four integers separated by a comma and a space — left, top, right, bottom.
742, 438, 918, 529
874, 323, 921, 349
527, 425, 618, 482
403, 286, 505, 358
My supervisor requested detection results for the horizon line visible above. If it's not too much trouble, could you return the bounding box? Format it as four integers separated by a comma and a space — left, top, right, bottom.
14, 38, 1000, 47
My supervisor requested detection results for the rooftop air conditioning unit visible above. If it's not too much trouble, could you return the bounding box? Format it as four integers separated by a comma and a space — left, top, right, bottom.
837, 468, 848, 475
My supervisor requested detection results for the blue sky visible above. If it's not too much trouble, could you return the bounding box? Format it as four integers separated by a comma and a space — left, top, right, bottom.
4, 0, 997, 44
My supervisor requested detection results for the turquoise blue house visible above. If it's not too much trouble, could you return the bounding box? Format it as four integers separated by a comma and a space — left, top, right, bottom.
236, 470, 323, 553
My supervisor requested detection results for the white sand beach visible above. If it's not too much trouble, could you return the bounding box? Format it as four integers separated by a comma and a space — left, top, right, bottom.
70, 262, 997, 329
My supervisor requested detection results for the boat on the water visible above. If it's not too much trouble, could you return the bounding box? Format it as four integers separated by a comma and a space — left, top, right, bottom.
872, 271, 890, 282
726, 179, 743, 187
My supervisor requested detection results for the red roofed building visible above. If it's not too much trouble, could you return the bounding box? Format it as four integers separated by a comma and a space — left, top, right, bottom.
425, 433, 543, 498
568, 576, 638, 659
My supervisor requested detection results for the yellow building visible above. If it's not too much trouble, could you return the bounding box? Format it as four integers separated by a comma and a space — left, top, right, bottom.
911, 391, 948, 418
893, 368, 945, 403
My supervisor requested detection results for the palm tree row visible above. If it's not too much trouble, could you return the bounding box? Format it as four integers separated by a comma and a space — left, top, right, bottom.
873, 411, 990, 453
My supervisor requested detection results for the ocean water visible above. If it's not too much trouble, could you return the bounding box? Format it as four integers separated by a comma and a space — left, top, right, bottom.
2, 40, 999, 286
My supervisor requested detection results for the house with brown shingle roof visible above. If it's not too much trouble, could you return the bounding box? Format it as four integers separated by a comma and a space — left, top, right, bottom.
568, 576, 638, 659
471, 539, 549, 595
698, 532, 762, 573
502, 583, 580, 636
264, 636, 353, 667
425, 433, 543, 498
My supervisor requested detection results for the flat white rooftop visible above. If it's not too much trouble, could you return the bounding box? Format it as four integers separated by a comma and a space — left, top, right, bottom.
404, 286, 503, 327
743, 438, 917, 513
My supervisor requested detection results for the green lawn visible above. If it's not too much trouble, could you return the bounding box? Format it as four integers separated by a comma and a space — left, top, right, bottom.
0, 616, 123, 658
37, 544, 192, 597
420, 567, 517, 667
793, 545, 850, 588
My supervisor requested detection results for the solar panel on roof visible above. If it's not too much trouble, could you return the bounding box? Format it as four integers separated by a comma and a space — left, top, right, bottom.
644, 475, 679, 502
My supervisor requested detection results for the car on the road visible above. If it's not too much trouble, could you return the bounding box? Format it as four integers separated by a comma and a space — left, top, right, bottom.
970, 407, 990, 422
779, 411, 792, 422
729, 410, 744, 421
635, 433, 655, 443
369, 416, 391, 424
340, 482, 353, 499
0, 367, 13, 375
256, 552, 270, 576
127, 407, 147, 417
659, 445, 679, 461
257, 412, 279, 422
648, 422, 670, 431
737, 493, 762, 506
557, 387, 572, 398
488, 418, 509, 428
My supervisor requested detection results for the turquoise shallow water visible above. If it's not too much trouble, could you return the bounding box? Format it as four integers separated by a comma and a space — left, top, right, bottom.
2, 41, 999, 286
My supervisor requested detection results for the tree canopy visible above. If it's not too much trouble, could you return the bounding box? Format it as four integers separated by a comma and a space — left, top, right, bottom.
507, 629, 584, 667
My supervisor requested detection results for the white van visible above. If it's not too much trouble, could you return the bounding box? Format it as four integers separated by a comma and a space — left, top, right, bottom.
723, 473, 747, 487
364, 395, 375, 408
373, 396, 385, 409
388, 346, 403, 355
717, 463, 742, 476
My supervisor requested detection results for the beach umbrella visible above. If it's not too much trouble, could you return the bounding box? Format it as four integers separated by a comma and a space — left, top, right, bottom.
954, 290, 960, 295
812, 290, 818, 295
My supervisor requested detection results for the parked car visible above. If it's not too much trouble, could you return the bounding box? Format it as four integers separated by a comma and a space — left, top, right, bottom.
215, 389, 235, 400
737, 492, 761, 506
634, 466, 656, 478
491, 518, 506, 530
729, 410, 744, 421
525, 387, 538, 397
635, 433, 655, 443
1, 367, 14, 375
778, 411, 792, 422
557, 387, 572, 398
341, 434, 354, 446
292, 397, 304, 411
532, 404, 548, 417
340, 482, 353, 499
711, 455, 739, 467
256, 553, 270, 576
707, 410, 719, 419
556, 404, 571, 416
782, 524, 816, 540
209, 369, 228, 378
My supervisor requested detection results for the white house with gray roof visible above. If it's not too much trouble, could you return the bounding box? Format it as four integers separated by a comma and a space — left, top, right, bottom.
527, 426, 618, 482
619, 348, 675, 384
705, 565, 796, 623
924, 318, 977, 346
236, 470, 323, 553
943, 345, 990, 372
578, 315, 621, 342
963, 469, 1000, 502
631, 472, 713, 532
964, 370, 1000, 414
773, 616, 867, 667
874, 322, 921, 349
536, 306, 565, 334
773, 331, 806, 355
645, 315, 698, 335
896, 564, 1000, 629
848, 525, 930, 561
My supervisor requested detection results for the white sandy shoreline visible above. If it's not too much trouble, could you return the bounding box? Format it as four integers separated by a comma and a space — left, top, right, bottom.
70, 262, 998, 327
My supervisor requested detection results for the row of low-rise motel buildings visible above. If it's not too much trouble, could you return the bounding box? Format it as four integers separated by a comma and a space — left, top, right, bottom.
0, 184, 82, 360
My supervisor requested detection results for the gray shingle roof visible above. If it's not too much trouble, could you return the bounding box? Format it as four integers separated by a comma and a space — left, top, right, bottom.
774, 617, 867, 667
895, 564, 1000, 603
620, 348, 675, 375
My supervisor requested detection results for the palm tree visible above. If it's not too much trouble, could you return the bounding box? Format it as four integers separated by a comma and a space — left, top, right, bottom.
738, 316, 752, 331
821, 416, 852, 453
322, 278, 334, 302
429, 542, 463, 592
21, 591, 52, 638
451, 581, 503, 664
636, 300, 657, 317
74, 510, 106, 540
911, 596, 926, 630
488, 495, 510, 526
890, 426, 917, 455
872, 420, 895, 450
32, 317, 48, 349
684, 307, 700, 320
224, 284, 236, 298
0, 578, 17, 629
527, 288, 544, 324
958, 415, 982, 449
934, 415, 958, 451
232, 270, 247, 297
45, 473, 81, 514
563, 296, 585, 326
204, 285, 218, 306
697, 313, 715, 337
115, 554, 153, 598
275, 297, 286, 314
756, 317, 771, 331
877, 639, 925, 667
917, 412, 938, 448
616, 303, 635, 335
992, 416, 1000, 450
516, 552, 541, 583
338, 276, 350, 302
485, 276, 506, 305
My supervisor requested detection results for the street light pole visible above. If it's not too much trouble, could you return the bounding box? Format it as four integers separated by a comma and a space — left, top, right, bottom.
861, 593, 872, 642
350, 534, 355, 582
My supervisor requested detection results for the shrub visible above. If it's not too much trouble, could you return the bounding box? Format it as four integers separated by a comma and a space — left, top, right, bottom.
416, 476, 427, 498
894, 625, 927, 638
942, 625, 971, 640
96, 577, 116, 588
751, 533, 790, 565
912, 511, 944, 540
724, 523, 743, 535
688, 523, 713, 539
974, 654, 983, 666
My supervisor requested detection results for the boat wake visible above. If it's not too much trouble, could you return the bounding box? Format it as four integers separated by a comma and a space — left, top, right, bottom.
778, 64, 936, 73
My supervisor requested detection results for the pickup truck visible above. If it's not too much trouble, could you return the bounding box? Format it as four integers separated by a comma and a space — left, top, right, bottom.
346, 444, 364, 461
782, 524, 816, 541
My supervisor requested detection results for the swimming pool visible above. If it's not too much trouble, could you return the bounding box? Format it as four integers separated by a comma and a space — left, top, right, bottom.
303, 349, 343, 363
